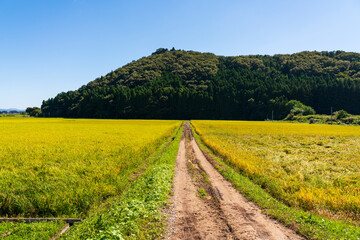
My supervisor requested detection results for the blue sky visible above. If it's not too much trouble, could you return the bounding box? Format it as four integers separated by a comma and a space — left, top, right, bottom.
1, 0, 360, 109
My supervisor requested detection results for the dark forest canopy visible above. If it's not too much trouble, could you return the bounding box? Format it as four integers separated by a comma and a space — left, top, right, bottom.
41, 49, 360, 120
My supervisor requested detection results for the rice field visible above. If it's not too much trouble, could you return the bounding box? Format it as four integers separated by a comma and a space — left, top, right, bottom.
192, 120, 360, 224
0, 118, 180, 218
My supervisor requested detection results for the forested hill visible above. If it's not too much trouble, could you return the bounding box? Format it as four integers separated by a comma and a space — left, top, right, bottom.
42, 49, 360, 120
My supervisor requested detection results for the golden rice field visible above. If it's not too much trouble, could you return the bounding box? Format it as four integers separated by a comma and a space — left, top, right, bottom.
192, 120, 360, 224
0, 118, 180, 218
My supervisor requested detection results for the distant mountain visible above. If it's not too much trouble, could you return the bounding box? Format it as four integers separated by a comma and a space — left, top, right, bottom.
0, 108, 25, 112
42, 49, 360, 120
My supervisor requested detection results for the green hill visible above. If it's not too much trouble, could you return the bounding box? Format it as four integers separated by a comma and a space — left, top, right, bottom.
41, 48, 360, 120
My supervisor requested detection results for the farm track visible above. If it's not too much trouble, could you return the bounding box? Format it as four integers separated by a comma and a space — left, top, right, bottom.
167, 123, 304, 240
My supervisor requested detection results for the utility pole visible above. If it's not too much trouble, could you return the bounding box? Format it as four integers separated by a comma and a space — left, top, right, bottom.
331, 107, 333, 124
272, 110, 274, 121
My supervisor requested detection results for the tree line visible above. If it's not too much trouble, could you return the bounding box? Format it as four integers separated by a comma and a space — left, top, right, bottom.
41, 49, 360, 120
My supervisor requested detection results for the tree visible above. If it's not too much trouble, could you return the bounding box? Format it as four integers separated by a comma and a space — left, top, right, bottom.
152, 48, 168, 55
336, 109, 350, 120
286, 100, 315, 116
26, 107, 42, 117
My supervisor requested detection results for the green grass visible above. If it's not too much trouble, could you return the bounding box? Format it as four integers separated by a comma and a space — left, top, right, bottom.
191, 123, 360, 240
198, 188, 207, 198
0, 221, 65, 240
63, 125, 183, 239
0, 114, 28, 118
284, 114, 360, 125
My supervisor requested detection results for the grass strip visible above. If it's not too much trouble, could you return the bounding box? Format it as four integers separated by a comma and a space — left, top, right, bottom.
191, 123, 360, 240
63, 125, 183, 240
0, 221, 65, 240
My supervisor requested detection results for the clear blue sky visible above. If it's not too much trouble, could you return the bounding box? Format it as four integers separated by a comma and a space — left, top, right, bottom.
1, 0, 360, 109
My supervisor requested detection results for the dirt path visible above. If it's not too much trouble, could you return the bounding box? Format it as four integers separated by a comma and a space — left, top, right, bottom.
167, 123, 304, 240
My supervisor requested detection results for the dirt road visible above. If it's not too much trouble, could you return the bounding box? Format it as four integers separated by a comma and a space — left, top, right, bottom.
167, 123, 304, 240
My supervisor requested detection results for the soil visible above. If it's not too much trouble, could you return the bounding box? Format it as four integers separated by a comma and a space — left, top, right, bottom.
167, 123, 304, 240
